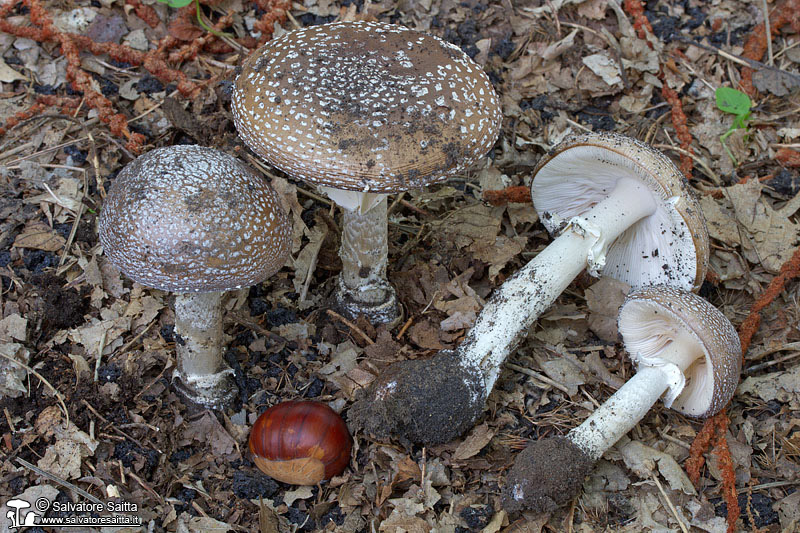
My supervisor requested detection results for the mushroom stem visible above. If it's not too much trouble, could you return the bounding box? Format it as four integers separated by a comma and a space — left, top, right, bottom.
173, 291, 236, 408
568, 333, 698, 460
350, 177, 662, 445
333, 195, 400, 325
461, 176, 658, 393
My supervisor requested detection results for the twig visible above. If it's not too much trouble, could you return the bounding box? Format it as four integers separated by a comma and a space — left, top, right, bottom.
0, 350, 69, 426
505, 362, 571, 395
396, 316, 414, 339
737, 480, 799, 493
658, 429, 692, 450
745, 341, 800, 361
81, 399, 161, 454
762, 0, 774, 66
325, 309, 375, 345
652, 143, 720, 185
386, 191, 406, 216
111, 319, 158, 360
16, 457, 103, 504
675, 36, 800, 85
652, 474, 689, 533
226, 312, 288, 344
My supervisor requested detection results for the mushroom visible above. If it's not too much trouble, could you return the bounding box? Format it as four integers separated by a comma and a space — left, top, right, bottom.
231, 20, 502, 325
503, 285, 742, 513
98, 145, 291, 408
349, 132, 709, 446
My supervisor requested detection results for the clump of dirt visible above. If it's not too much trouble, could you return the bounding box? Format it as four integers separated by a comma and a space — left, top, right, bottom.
348, 351, 484, 446
32, 273, 87, 332
232, 470, 279, 499
502, 436, 595, 513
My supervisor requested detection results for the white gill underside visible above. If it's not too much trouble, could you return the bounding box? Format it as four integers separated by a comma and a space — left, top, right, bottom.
568, 332, 698, 460
457, 177, 658, 394
319, 186, 386, 214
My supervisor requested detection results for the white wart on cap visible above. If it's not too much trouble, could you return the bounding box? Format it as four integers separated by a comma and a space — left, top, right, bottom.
619, 285, 741, 417
232, 20, 503, 193
531, 132, 709, 291
99, 145, 291, 292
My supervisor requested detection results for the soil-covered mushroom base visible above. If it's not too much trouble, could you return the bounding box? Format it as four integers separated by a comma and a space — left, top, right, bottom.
502, 436, 595, 513
349, 351, 485, 446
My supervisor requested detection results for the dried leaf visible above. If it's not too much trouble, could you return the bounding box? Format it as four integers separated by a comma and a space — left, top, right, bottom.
469, 235, 526, 281
738, 365, 800, 404
292, 222, 328, 299
727, 180, 799, 272
35, 406, 98, 480
408, 320, 446, 350
582, 53, 622, 86
585, 277, 630, 342
432, 204, 503, 248
619, 440, 696, 495
68, 315, 131, 357
270, 176, 308, 253
538, 358, 586, 396
0, 57, 25, 82
0, 313, 27, 341
699, 195, 741, 247
184, 516, 234, 532
13, 221, 66, 252
0, 485, 59, 530
284, 486, 314, 505
752, 68, 800, 97
0, 342, 30, 399
453, 423, 495, 461
181, 412, 240, 460
577, 0, 607, 19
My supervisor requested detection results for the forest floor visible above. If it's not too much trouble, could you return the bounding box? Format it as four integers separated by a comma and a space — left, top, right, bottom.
0, 0, 799, 531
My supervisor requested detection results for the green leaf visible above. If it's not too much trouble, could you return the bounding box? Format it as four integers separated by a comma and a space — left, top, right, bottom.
715, 87, 752, 116
156, 0, 194, 7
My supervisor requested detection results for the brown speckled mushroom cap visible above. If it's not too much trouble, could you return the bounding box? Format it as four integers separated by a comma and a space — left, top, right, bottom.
618, 285, 741, 418
99, 145, 291, 293
232, 21, 502, 193
531, 132, 709, 291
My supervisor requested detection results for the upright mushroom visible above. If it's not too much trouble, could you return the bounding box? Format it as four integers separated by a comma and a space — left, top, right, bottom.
349, 132, 709, 446
503, 285, 742, 512
232, 20, 502, 325
99, 145, 291, 408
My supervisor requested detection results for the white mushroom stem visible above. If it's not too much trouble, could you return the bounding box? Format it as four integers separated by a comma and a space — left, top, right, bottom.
173, 291, 236, 408
568, 332, 698, 460
459, 176, 658, 394
320, 186, 400, 325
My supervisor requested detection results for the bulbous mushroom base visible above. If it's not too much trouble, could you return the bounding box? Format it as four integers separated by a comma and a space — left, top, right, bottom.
172, 368, 237, 409
333, 278, 402, 327
348, 351, 485, 446
503, 436, 595, 513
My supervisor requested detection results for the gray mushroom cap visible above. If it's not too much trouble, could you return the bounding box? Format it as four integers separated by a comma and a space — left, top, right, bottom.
98, 145, 291, 293
618, 285, 741, 418
530, 132, 709, 291
232, 20, 502, 193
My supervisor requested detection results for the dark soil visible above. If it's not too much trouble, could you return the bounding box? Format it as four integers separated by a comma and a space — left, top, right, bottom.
32, 273, 88, 332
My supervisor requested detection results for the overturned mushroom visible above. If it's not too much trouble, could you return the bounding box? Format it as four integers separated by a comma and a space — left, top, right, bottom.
232, 20, 502, 325
503, 285, 741, 513
99, 145, 291, 408
349, 132, 709, 446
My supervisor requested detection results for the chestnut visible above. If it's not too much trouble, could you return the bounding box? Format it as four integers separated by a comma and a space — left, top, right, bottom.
248, 400, 352, 485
